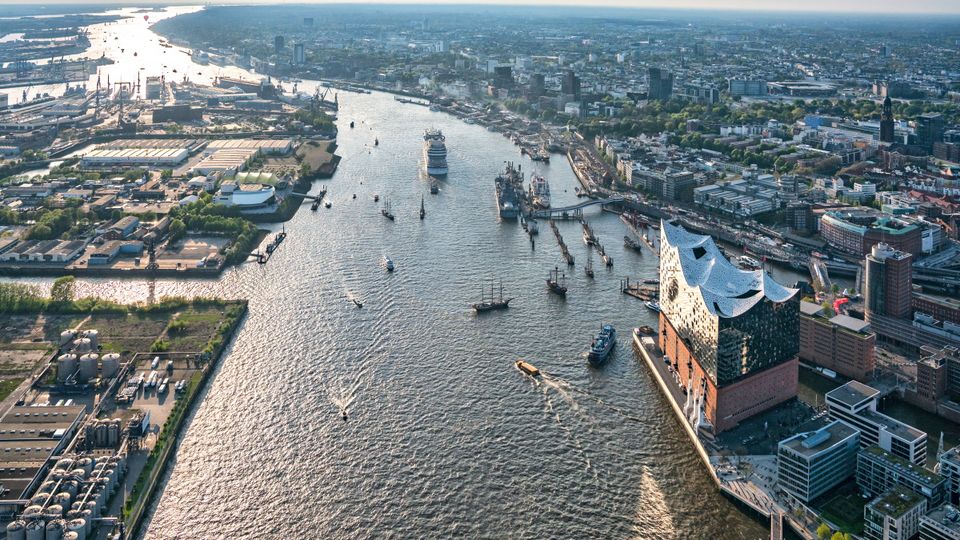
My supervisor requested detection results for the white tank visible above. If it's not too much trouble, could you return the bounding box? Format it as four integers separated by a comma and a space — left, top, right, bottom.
63, 534, 78, 540
44, 519, 65, 540
56, 354, 78, 383
77, 356, 98, 383
80, 330, 98, 350
62, 481, 78, 498
21, 506, 43, 519
58, 331, 76, 346
100, 354, 120, 378
39, 481, 56, 494
54, 492, 72, 509
69, 469, 86, 481
29, 493, 49, 505
71, 338, 91, 354
65, 520, 84, 540
55, 458, 74, 471
25, 521, 44, 540
6, 520, 26, 540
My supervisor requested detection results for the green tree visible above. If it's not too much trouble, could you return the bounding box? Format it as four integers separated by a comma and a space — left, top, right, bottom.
817, 523, 832, 540
49, 276, 76, 304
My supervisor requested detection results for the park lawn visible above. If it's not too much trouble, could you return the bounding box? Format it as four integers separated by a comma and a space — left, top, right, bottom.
0, 378, 25, 402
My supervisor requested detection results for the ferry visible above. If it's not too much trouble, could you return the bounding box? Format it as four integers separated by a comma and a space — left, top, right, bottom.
528, 174, 551, 209
383, 256, 395, 272
644, 301, 660, 312
587, 324, 617, 365
423, 129, 449, 176
515, 359, 540, 377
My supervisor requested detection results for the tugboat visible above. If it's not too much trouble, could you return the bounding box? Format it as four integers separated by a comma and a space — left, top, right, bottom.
515, 359, 540, 377
472, 279, 512, 312
383, 256, 395, 272
430, 182, 439, 195
381, 200, 395, 221
587, 324, 617, 366
419, 195, 425, 220
546, 266, 567, 296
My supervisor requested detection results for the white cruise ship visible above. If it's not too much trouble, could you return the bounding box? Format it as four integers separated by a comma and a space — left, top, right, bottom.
423, 129, 448, 176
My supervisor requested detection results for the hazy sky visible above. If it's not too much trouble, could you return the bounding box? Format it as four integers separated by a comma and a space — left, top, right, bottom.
2, 0, 959, 14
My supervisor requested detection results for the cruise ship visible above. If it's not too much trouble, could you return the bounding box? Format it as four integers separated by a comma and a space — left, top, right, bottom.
423, 129, 448, 176
495, 162, 523, 219
528, 174, 551, 209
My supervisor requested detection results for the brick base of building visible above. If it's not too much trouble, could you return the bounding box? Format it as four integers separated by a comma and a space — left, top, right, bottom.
659, 313, 799, 433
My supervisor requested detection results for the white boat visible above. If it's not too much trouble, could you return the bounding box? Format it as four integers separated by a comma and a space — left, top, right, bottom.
383, 256, 395, 272
644, 301, 660, 312
423, 129, 448, 176
528, 174, 551, 209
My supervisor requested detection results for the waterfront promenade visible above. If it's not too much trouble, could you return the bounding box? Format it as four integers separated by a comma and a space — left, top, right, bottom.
632, 330, 821, 540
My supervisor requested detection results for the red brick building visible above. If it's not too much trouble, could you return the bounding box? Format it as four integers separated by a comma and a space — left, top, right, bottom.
799, 301, 876, 382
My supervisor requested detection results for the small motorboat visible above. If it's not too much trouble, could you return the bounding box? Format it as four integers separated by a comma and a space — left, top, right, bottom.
383, 256, 395, 272
352, 298, 363, 308
352, 194, 357, 199
350, 121, 355, 128
515, 360, 540, 377
374, 194, 380, 202
374, 138, 379, 146
325, 200, 332, 209
430, 183, 439, 195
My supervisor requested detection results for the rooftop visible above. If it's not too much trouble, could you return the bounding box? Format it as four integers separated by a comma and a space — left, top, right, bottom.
826, 380, 881, 409
830, 314, 872, 334
923, 504, 960, 533
862, 446, 940, 484
778, 420, 858, 458
661, 220, 797, 318
867, 486, 925, 519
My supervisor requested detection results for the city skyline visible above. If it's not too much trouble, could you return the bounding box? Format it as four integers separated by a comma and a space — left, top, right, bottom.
2, 0, 960, 15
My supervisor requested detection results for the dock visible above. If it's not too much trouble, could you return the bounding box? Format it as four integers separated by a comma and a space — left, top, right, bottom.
620, 278, 658, 301
550, 220, 575, 265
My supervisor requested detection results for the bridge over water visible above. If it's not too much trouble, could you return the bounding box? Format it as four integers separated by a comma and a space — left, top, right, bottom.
527, 196, 624, 219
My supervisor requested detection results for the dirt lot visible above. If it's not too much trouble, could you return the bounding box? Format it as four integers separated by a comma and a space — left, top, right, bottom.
296, 139, 335, 171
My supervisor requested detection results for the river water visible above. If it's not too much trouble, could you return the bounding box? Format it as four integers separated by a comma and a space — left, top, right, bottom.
4, 7, 783, 539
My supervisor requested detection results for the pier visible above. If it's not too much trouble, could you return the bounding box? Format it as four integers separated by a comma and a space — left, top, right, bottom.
549, 220, 575, 266
620, 278, 658, 301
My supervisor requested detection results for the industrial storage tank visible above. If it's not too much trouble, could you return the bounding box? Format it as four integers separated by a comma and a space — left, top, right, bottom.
29, 493, 49, 505
71, 338, 91, 354
58, 330, 76, 346
63, 534, 78, 540
55, 458, 74, 471
69, 469, 86, 481
6, 520, 26, 540
62, 480, 78, 498
44, 519, 65, 540
56, 355, 78, 383
100, 354, 120, 378
21, 505, 44, 519
53, 492, 71, 509
80, 330, 98, 350
44, 504, 63, 518
65, 519, 85, 540
25, 520, 44, 540
83, 502, 97, 519
77, 355, 98, 383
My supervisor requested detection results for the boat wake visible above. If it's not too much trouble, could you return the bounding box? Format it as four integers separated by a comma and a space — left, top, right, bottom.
328, 366, 367, 419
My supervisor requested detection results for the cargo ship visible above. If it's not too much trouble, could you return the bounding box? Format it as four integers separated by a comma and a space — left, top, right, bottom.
495, 161, 523, 220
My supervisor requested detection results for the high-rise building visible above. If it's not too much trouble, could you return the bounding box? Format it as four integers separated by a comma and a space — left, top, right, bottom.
777, 420, 860, 503
865, 243, 914, 321
561, 69, 580, 100
857, 445, 945, 505
920, 504, 960, 540
799, 300, 876, 382
648, 67, 674, 100
493, 66, 514, 89
728, 79, 767, 97
827, 381, 928, 465
527, 73, 545, 99
274, 35, 285, 57
863, 486, 927, 540
786, 201, 817, 234
293, 43, 305, 66
880, 96, 896, 144
657, 220, 800, 433
917, 114, 945, 149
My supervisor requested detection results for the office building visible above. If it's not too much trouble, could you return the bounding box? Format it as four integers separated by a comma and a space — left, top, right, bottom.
561, 70, 581, 100
863, 486, 927, 540
777, 421, 860, 503
921, 504, 960, 540
940, 446, 960, 505
917, 114, 945, 150
799, 301, 876, 382
648, 67, 674, 100
728, 79, 767, 97
493, 65, 514, 89
527, 73, 545, 99
880, 97, 896, 144
680, 81, 720, 104
827, 381, 927, 465
820, 210, 922, 257
658, 220, 800, 433
857, 446, 945, 505
865, 244, 914, 320
786, 202, 817, 234
293, 43, 305, 66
